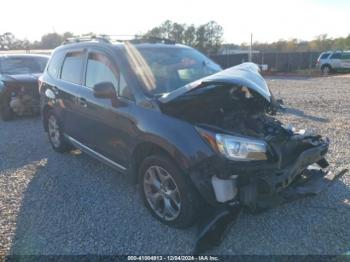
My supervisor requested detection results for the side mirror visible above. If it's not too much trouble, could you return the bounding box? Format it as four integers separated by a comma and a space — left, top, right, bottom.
93, 82, 116, 99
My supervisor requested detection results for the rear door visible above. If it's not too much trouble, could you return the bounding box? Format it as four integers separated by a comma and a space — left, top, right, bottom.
58, 49, 88, 142
329, 52, 342, 69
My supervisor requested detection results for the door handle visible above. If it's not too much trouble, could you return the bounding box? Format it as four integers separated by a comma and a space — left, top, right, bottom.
78, 97, 88, 107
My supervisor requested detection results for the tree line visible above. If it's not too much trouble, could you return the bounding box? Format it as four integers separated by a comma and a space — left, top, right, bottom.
1, 21, 350, 53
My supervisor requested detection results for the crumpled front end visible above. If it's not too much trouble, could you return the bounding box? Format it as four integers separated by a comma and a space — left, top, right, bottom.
158, 62, 333, 208
190, 129, 341, 254
156, 62, 343, 253
0, 74, 41, 117
189, 127, 330, 209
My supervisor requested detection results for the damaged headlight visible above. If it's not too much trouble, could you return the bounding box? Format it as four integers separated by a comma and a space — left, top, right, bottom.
216, 134, 267, 161
196, 127, 267, 161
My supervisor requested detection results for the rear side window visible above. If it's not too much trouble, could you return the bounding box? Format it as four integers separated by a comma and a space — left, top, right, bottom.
320, 53, 330, 59
47, 52, 64, 78
61, 51, 85, 84
330, 53, 341, 59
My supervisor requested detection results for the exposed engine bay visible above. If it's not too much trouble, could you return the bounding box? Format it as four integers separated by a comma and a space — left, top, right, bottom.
160, 82, 330, 195
9, 86, 40, 116
161, 83, 292, 138
0, 75, 41, 120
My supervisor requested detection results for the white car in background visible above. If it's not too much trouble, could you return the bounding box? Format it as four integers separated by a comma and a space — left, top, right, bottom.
316, 50, 350, 74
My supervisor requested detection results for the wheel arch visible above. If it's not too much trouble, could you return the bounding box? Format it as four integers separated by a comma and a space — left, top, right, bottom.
321, 63, 332, 70
130, 141, 187, 184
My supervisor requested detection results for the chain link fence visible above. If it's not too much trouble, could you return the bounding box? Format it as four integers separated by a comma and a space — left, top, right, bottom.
210, 51, 322, 72
1, 49, 322, 73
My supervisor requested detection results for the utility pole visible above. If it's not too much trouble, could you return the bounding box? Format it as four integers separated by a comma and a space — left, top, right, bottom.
249, 33, 253, 62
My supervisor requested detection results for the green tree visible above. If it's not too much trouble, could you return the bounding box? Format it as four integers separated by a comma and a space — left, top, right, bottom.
183, 25, 196, 46
144, 20, 224, 54
0, 32, 16, 49
195, 21, 223, 54
40, 33, 64, 49
63, 32, 74, 41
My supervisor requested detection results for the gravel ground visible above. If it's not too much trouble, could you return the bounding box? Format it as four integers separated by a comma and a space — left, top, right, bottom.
0, 75, 349, 255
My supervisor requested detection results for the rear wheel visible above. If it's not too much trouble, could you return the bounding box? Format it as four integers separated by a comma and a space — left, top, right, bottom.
46, 110, 71, 153
139, 155, 201, 228
321, 65, 332, 75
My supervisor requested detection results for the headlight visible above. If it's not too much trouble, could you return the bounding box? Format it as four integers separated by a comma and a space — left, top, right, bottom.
196, 127, 268, 161
216, 134, 267, 161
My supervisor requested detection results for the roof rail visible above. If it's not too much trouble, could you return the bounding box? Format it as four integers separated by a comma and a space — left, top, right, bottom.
63, 35, 111, 45
62, 35, 176, 45
128, 37, 176, 45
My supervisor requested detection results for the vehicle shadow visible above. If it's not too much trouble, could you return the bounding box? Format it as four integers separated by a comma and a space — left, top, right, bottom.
218, 170, 350, 255
7, 150, 195, 255
283, 107, 330, 123
7, 149, 350, 255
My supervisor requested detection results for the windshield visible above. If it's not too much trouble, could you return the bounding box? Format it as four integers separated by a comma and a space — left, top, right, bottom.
0, 56, 48, 75
123, 44, 221, 95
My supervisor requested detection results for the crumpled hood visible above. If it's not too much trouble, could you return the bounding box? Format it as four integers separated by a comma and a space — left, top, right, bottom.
158, 62, 271, 103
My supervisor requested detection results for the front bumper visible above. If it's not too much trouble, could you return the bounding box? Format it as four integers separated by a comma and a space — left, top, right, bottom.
189, 134, 334, 253
239, 143, 328, 211
189, 135, 329, 207
193, 167, 347, 254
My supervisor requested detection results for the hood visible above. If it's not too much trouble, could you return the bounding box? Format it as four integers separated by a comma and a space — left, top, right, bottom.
158, 62, 271, 103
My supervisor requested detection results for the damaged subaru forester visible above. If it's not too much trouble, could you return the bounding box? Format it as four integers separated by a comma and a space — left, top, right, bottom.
39, 36, 340, 253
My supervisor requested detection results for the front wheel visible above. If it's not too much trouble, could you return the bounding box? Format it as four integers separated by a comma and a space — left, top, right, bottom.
46, 110, 72, 153
139, 155, 201, 228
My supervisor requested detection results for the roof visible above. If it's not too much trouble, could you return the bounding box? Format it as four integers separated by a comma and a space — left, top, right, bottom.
58, 35, 187, 51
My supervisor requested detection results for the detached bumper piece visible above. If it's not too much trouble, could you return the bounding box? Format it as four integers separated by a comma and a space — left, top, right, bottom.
193, 167, 347, 254
193, 203, 241, 255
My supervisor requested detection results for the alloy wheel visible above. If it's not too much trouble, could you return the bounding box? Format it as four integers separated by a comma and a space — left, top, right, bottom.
48, 115, 61, 148
143, 165, 181, 221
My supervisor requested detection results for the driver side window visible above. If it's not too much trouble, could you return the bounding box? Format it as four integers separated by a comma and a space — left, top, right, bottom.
85, 52, 119, 89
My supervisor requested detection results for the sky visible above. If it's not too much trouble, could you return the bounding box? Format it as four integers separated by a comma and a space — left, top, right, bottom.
1, 0, 349, 44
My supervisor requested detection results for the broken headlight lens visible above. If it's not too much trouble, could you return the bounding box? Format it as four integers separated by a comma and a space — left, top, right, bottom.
215, 134, 267, 161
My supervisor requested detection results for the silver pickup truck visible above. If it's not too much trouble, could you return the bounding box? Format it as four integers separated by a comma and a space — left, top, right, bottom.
316, 50, 350, 74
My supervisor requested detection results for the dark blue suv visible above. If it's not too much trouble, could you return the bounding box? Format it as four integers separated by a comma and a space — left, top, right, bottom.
39, 36, 330, 232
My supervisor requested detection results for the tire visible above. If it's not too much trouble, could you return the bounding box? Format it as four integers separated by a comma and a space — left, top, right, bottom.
321, 65, 332, 75
139, 154, 201, 228
1, 104, 14, 121
46, 110, 72, 153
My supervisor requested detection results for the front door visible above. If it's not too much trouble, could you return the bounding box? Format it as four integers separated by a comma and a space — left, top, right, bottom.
79, 48, 136, 169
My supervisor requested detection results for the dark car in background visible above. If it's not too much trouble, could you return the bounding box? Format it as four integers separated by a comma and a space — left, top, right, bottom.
39, 36, 331, 235
0, 54, 49, 121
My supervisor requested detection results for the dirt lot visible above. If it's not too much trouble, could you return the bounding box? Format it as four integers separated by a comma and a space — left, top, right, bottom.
0, 75, 349, 255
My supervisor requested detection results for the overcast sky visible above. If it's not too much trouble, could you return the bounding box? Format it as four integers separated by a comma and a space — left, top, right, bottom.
1, 0, 349, 44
